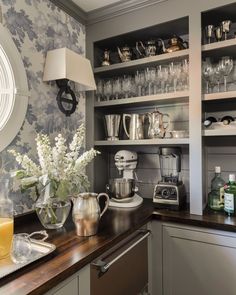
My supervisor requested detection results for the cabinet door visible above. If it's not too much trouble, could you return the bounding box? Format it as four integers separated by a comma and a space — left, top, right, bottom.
53, 277, 78, 295
163, 224, 236, 295
44, 275, 79, 295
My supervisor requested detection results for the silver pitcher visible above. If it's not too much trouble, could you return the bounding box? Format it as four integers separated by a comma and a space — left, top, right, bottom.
117, 46, 132, 62
123, 113, 145, 140
136, 40, 157, 57
72, 192, 109, 236
146, 109, 170, 138
104, 114, 121, 140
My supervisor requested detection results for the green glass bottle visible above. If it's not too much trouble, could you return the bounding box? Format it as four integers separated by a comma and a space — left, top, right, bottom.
224, 174, 236, 216
208, 166, 225, 211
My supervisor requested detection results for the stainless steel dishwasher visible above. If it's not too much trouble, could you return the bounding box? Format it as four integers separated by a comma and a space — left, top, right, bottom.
91, 229, 150, 295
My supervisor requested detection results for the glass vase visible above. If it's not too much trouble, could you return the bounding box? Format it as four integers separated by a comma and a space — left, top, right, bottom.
35, 181, 71, 229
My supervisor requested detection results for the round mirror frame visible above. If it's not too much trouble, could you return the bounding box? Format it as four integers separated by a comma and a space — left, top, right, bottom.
0, 24, 29, 152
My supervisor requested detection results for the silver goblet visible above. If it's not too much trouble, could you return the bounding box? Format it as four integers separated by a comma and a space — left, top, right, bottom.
221, 20, 231, 40
215, 26, 223, 42
205, 25, 214, 44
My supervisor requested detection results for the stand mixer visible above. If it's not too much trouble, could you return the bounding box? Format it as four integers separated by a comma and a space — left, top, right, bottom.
108, 150, 143, 208
153, 147, 186, 210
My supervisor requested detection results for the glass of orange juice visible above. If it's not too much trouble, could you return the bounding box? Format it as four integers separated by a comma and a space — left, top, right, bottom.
0, 217, 14, 258
0, 178, 13, 259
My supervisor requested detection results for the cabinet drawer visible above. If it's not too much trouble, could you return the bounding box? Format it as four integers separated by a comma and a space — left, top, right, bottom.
91, 230, 150, 295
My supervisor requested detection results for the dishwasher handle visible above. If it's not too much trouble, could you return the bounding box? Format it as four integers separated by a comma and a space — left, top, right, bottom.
92, 229, 151, 273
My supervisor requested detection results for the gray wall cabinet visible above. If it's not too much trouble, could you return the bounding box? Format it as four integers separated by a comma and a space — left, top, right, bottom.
150, 221, 236, 295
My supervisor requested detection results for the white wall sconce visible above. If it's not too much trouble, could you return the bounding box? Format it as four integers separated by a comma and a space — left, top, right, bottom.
43, 47, 96, 116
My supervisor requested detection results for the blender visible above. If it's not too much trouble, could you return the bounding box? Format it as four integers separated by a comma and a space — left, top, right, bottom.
153, 147, 186, 210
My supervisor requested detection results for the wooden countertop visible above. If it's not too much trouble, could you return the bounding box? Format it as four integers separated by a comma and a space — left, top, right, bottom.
1, 199, 236, 295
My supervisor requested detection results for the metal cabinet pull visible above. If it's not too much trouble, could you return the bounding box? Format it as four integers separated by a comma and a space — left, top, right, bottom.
92, 230, 151, 273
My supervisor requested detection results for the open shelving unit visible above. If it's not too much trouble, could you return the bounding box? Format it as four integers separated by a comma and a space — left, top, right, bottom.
86, 0, 236, 216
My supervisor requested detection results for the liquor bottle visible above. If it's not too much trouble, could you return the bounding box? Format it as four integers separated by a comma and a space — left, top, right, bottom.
224, 174, 236, 216
0, 178, 13, 259
221, 115, 234, 125
208, 166, 225, 211
203, 116, 217, 128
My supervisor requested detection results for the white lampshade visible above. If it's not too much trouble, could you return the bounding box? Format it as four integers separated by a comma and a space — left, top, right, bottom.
43, 47, 96, 91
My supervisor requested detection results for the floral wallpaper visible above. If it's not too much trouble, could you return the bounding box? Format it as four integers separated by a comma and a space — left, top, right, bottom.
0, 0, 86, 214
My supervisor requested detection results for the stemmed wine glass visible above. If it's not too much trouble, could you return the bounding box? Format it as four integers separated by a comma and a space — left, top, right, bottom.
103, 79, 113, 100
181, 59, 189, 91
218, 56, 233, 92
145, 67, 155, 95
122, 75, 132, 98
157, 65, 165, 93
212, 64, 221, 92
135, 71, 144, 97
112, 77, 122, 99
202, 59, 214, 93
170, 62, 182, 92
95, 79, 103, 102
163, 65, 172, 93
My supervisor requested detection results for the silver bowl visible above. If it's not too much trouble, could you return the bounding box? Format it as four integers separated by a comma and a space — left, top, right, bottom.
170, 130, 189, 138
106, 178, 135, 199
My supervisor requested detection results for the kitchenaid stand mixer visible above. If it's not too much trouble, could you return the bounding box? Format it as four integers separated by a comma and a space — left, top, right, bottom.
108, 150, 143, 208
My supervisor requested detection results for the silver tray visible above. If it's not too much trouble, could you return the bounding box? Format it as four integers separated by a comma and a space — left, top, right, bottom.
0, 239, 56, 279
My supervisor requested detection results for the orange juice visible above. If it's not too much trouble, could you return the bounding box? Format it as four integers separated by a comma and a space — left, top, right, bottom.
0, 217, 13, 259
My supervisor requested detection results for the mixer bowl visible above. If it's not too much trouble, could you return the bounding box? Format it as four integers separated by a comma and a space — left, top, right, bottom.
107, 178, 135, 199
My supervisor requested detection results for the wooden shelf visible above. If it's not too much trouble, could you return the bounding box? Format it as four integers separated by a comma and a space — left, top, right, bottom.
203, 90, 236, 101
202, 38, 236, 58
94, 49, 189, 76
94, 91, 189, 108
94, 138, 189, 146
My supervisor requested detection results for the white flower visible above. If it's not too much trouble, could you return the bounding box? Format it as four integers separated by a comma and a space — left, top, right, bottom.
8, 150, 41, 176
75, 148, 100, 171
9, 124, 100, 200
36, 134, 54, 176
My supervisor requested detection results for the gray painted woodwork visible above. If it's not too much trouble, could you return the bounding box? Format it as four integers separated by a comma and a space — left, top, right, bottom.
49, 0, 86, 24
162, 223, 236, 295
86, 0, 236, 215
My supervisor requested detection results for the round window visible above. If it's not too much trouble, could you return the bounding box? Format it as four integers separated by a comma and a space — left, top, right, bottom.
0, 45, 15, 131
0, 24, 28, 151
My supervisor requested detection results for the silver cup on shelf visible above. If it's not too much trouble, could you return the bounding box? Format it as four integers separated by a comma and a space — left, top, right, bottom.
104, 114, 121, 141
221, 20, 232, 40
205, 25, 214, 44
215, 26, 223, 42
